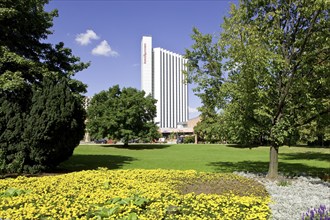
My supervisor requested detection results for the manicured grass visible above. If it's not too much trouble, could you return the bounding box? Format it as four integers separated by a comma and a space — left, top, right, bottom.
58, 144, 330, 178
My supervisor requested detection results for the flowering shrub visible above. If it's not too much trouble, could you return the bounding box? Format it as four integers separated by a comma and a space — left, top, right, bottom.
0, 169, 271, 219
302, 205, 329, 220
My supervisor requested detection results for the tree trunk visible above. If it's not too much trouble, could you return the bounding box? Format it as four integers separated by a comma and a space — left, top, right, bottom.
267, 145, 279, 179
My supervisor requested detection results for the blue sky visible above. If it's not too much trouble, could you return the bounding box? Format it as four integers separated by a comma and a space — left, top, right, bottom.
45, 0, 237, 118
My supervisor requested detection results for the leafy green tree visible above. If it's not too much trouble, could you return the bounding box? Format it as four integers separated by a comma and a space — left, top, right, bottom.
0, 0, 88, 173
0, 0, 88, 93
194, 112, 226, 144
139, 122, 161, 143
184, 28, 224, 143
185, 0, 330, 178
87, 85, 160, 146
299, 117, 330, 147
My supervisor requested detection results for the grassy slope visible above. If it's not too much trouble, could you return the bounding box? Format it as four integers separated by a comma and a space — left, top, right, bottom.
59, 144, 330, 178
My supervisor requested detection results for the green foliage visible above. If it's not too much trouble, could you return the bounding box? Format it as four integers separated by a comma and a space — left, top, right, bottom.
185, 0, 330, 177
169, 131, 176, 140
0, 0, 89, 93
186, 0, 330, 146
229, 0, 329, 146
139, 122, 161, 143
89, 194, 150, 219
24, 78, 85, 171
194, 113, 227, 143
0, 78, 86, 174
87, 85, 160, 145
184, 28, 224, 143
299, 117, 330, 147
0, 91, 30, 173
183, 135, 195, 144
276, 179, 292, 187
0, 0, 55, 54
0, 188, 30, 198
0, 0, 88, 174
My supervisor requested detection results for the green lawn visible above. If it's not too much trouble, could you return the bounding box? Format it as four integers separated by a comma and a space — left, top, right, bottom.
58, 144, 330, 179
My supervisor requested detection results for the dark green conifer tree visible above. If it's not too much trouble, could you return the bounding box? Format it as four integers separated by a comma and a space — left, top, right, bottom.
0, 93, 27, 173
23, 77, 85, 172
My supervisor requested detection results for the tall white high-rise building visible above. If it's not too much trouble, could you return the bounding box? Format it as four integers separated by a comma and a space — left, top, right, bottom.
141, 36, 188, 128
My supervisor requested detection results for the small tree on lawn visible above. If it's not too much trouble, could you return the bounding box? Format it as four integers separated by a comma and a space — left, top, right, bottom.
87, 85, 160, 146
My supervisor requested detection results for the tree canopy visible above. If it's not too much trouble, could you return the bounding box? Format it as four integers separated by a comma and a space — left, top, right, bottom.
87, 85, 160, 146
0, 0, 88, 93
185, 0, 330, 178
0, 0, 88, 173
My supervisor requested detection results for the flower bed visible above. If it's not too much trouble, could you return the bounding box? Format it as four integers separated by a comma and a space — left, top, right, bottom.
0, 169, 271, 219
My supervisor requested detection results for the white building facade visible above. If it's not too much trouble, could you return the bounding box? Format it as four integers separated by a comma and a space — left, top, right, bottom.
141, 36, 188, 128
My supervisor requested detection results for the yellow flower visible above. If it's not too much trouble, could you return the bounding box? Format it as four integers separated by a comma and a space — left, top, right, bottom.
0, 169, 270, 219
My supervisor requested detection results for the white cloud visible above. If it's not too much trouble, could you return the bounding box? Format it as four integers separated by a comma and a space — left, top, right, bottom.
92, 40, 119, 57
75, 29, 99, 45
189, 106, 199, 113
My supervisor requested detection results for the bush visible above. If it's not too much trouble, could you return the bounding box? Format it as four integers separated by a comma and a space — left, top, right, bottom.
183, 135, 195, 144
